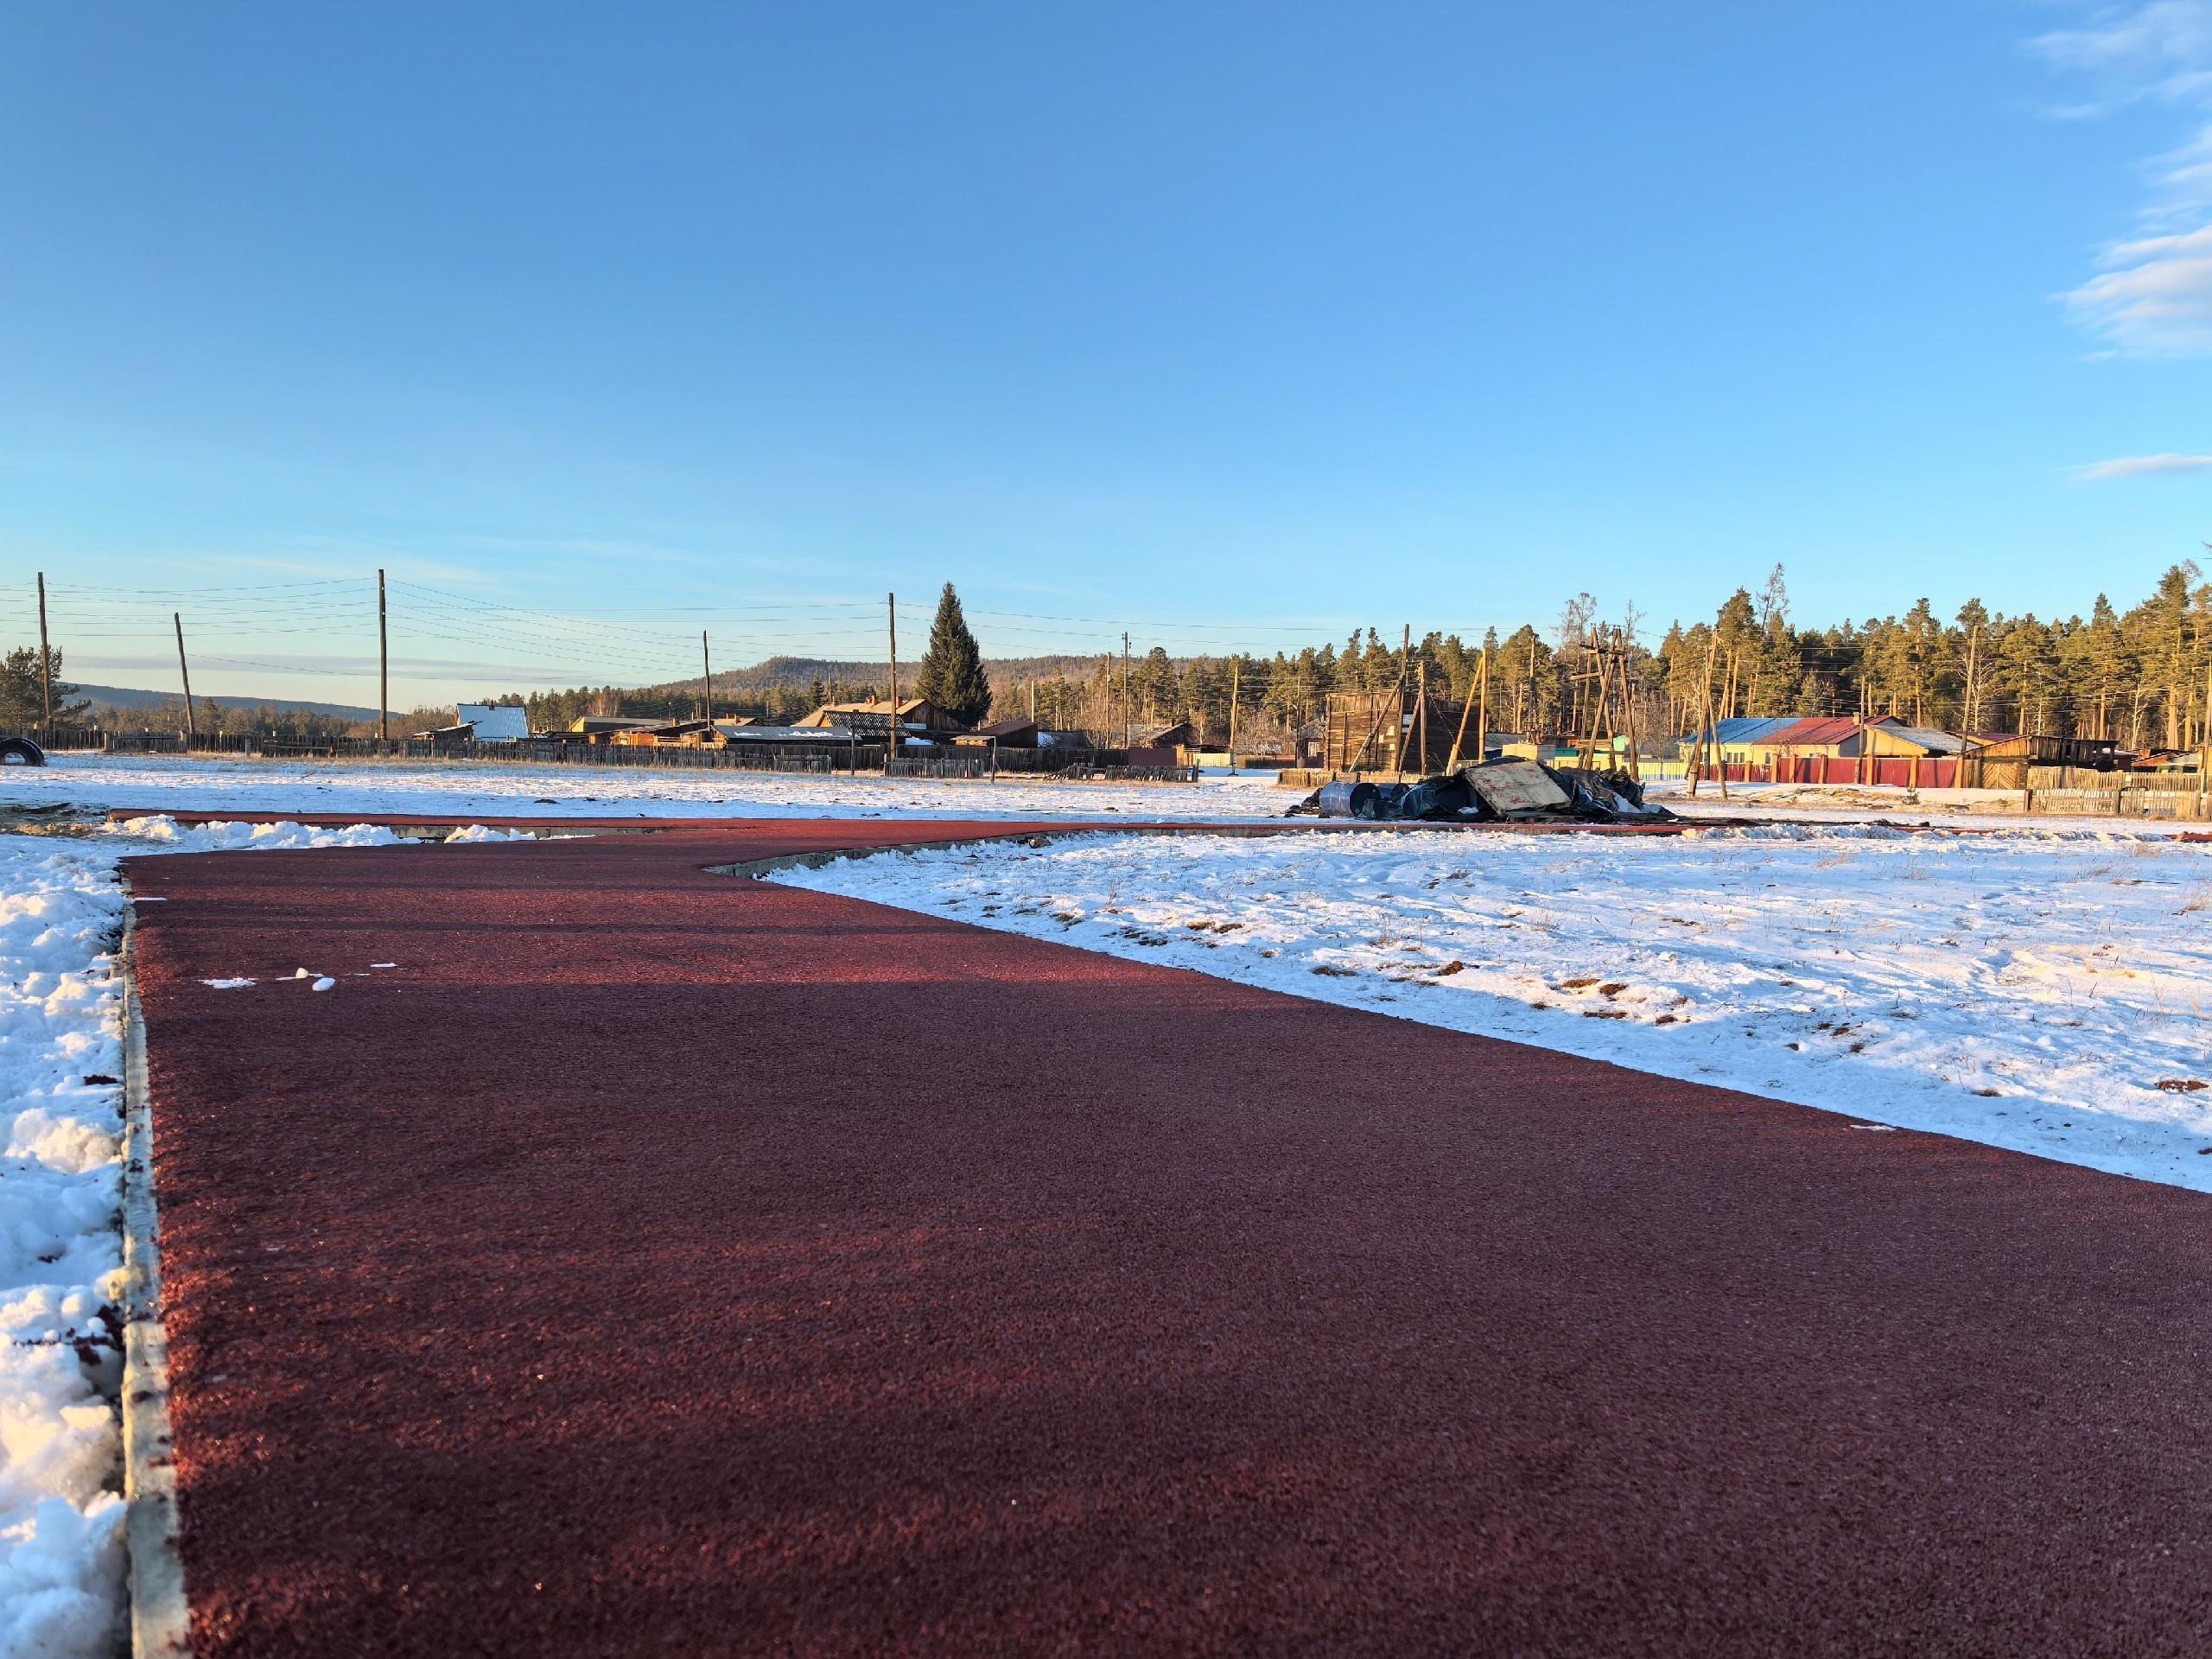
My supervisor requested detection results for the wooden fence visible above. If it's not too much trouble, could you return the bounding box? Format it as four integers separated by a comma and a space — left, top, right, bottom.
11, 728, 1205, 782
21, 728, 884, 772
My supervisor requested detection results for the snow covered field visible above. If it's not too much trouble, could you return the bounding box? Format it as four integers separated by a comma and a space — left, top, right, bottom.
4, 753, 1283, 824
13, 753, 2191, 836
1656, 776, 2205, 832
779, 822, 2212, 1193
0, 816, 525, 1657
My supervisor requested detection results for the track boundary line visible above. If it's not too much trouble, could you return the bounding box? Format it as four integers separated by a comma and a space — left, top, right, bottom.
119, 904, 190, 1659
697, 817, 1730, 885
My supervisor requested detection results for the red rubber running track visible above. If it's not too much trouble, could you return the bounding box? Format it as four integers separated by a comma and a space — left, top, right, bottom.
124, 819, 2212, 1656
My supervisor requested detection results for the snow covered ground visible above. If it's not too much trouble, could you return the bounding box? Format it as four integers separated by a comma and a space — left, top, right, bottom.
1654, 776, 2205, 832
778, 821, 2212, 1193
15, 752, 2191, 836
3, 753, 1284, 823
0, 815, 530, 1657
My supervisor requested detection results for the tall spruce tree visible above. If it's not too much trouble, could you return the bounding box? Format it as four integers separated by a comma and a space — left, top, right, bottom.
914, 582, 992, 726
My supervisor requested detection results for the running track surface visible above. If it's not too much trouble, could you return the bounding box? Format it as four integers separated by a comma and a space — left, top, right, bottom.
124, 818, 2212, 1657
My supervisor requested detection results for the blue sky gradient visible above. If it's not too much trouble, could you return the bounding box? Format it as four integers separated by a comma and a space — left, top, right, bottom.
5, 3, 2211, 702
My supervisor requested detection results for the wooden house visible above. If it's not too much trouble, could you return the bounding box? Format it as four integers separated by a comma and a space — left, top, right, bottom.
794, 697, 953, 734
953, 719, 1043, 747
1320, 690, 1466, 776
569, 716, 665, 743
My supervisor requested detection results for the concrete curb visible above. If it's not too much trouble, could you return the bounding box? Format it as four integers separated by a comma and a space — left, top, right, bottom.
119, 904, 190, 1657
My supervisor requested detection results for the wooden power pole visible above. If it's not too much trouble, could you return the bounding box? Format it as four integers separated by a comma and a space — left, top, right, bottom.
1478, 648, 1489, 767
1388, 625, 1412, 773
378, 569, 389, 745
701, 631, 713, 724
1122, 632, 1132, 747
887, 593, 899, 762
1446, 648, 1483, 772
1414, 658, 1428, 773
174, 613, 197, 741
2200, 650, 2212, 813
35, 572, 52, 734
1689, 630, 1720, 799
1962, 622, 1981, 736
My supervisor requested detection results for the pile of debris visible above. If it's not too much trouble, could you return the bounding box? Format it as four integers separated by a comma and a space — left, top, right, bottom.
1289, 759, 1671, 825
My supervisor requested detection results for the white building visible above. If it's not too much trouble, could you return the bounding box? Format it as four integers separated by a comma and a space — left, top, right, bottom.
455, 703, 531, 741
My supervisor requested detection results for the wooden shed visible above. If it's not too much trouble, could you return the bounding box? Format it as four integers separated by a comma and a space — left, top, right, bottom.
955, 719, 1043, 747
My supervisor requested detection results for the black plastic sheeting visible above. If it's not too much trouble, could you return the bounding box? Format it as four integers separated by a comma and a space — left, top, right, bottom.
1300, 762, 1665, 824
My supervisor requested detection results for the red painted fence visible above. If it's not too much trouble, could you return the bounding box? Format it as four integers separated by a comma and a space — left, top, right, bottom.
1703, 756, 1960, 787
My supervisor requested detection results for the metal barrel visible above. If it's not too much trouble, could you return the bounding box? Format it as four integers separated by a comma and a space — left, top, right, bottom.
1316, 780, 1378, 818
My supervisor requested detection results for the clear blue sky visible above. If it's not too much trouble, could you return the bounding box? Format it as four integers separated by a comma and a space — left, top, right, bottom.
4, 2, 2211, 705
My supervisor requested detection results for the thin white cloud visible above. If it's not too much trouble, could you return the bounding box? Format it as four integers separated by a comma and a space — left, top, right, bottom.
2031, 2, 2212, 104
2071, 451, 2212, 478
2068, 219, 2212, 348
2038, 3, 2212, 353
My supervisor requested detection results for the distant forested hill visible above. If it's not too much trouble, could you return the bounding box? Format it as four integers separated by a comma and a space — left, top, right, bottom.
76, 683, 379, 721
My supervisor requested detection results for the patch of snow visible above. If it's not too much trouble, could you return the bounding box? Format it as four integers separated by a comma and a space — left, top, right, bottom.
1651, 777, 2212, 834
0, 815, 539, 1654
5, 753, 1286, 825
113, 814, 407, 851
778, 822, 2212, 1192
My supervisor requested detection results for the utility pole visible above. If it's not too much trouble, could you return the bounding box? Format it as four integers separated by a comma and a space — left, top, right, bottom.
1122, 632, 1132, 747
1227, 656, 1240, 763
1414, 657, 1427, 774
175, 613, 197, 742
887, 593, 899, 762
1446, 649, 1481, 772
378, 569, 389, 746
2200, 650, 2212, 814
1575, 632, 1605, 773
1620, 632, 1643, 781
35, 573, 52, 734
1389, 624, 1412, 773
1689, 630, 1719, 798
1962, 622, 1980, 735
1478, 648, 1489, 767
1712, 641, 1730, 800
701, 631, 713, 725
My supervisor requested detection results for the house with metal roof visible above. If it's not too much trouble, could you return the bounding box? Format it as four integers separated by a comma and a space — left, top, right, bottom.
1681, 716, 1797, 766
455, 703, 531, 742
1682, 715, 1968, 768
1857, 724, 1965, 758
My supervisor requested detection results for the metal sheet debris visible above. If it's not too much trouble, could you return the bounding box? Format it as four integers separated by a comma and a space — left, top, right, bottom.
1294, 760, 1669, 825
1464, 761, 1569, 816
